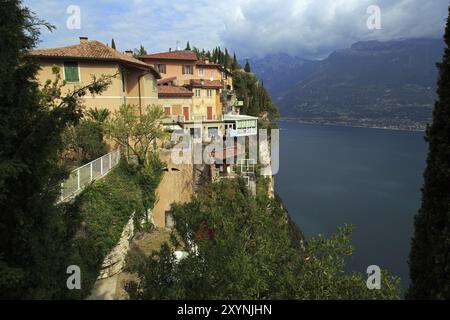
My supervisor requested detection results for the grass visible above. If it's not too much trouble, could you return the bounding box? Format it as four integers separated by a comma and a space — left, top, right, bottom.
133, 228, 173, 255
114, 228, 175, 299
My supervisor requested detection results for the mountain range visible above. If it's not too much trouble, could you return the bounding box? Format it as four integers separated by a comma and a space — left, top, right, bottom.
247, 38, 444, 130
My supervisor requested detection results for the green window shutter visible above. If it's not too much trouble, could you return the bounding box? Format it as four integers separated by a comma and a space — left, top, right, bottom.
64, 62, 79, 82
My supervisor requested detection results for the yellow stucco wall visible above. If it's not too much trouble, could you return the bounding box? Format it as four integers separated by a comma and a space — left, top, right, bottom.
142, 60, 196, 84
196, 67, 221, 81
142, 59, 223, 85
159, 97, 192, 119
35, 59, 158, 114
192, 88, 222, 120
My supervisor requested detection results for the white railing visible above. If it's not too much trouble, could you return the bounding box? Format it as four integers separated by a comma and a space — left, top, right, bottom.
59, 147, 121, 202
226, 127, 258, 137
237, 159, 256, 173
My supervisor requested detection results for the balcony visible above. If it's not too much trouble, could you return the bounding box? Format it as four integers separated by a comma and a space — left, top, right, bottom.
226, 127, 258, 137
188, 114, 224, 122
162, 115, 184, 123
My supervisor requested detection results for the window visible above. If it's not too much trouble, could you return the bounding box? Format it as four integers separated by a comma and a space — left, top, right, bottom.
194, 89, 201, 97
208, 127, 219, 139
156, 64, 166, 74
183, 64, 193, 74
64, 61, 79, 82
190, 128, 201, 139
207, 89, 213, 97
198, 68, 204, 76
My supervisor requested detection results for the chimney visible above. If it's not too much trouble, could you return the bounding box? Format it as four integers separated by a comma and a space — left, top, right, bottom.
79, 36, 88, 43
169, 48, 172, 52
124, 50, 133, 56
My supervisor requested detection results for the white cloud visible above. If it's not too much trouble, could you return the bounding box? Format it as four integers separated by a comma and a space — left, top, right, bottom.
219, 0, 448, 58
24, 0, 448, 59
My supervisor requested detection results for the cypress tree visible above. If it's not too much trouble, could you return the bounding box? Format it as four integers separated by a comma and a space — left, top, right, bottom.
224, 48, 231, 68
244, 59, 251, 73
232, 52, 238, 70
111, 38, 116, 49
185, 41, 191, 51
407, 5, 450, 300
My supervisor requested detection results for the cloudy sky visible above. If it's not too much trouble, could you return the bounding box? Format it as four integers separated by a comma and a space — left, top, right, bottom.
24, 0, 449, 59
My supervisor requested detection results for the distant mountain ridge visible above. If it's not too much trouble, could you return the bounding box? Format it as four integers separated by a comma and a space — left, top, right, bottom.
248, 38, 444, 130
241, 53, 319, 96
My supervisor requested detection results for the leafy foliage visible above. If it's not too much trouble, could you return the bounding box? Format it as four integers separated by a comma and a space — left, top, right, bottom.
66, 159, 162, 299
126, 179, 400, 300
233, 70, 279, 124
63, 120, 108, 165
133, 45, 148, 59
87, 107, 110, 124
408, 5, 450, 300
192, 46, 239, 70
104, 104, 167, 166
0, 0, 112, 299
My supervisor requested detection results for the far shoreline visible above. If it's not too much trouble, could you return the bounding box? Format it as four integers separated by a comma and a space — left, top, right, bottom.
277, 118, 427, 133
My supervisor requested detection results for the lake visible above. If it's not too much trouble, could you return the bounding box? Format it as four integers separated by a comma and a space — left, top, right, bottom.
275, 121, 427, 294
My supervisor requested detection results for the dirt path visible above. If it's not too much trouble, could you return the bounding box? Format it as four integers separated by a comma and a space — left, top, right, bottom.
86, 274, 118, 300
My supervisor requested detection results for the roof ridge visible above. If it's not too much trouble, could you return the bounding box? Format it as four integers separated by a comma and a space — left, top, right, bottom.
139, 50, 198, 61
29, 39, 161, 78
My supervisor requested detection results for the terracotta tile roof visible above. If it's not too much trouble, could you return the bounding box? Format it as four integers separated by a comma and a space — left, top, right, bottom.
139, 50, 198, 61
196, 60, 221, 68
157, 77, 177, 85
187, 79, 223, 89
213, 147, 243, 160
158, 85, 193, 97
29, 40, 161, 78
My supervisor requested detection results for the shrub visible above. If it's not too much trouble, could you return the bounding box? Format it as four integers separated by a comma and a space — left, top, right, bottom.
64, 159, 161, 299
64, 120, 108, 165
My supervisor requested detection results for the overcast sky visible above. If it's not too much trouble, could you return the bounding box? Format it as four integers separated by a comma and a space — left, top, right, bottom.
24, 0, 449, 59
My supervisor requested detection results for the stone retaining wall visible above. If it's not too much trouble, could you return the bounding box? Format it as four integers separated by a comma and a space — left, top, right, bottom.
97, 210, 152, 279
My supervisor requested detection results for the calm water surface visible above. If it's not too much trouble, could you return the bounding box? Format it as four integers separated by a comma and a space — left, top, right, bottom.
275, 121, 427, 293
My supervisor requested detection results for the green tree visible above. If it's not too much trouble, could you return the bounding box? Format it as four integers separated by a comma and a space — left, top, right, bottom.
224, 48, 231, 69
64, 120, 108, 165
408, 5, 450, 300
185, 41, 191, 51
244, 59, 251, 72
126, 179, 400, 299
133, 45, 147, 58
87, 107, 110, 124
111, 38, 116, 49
231, 52, 240, 70
233, 69, 279, 123
104, 104, 167, 167
0, 0, 112, 299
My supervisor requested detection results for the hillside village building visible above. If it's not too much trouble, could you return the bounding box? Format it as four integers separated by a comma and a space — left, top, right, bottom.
31, 37, 260, 229
30, 37, 257, 142
139, 50, 256, 140
30, 37, 161, 113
